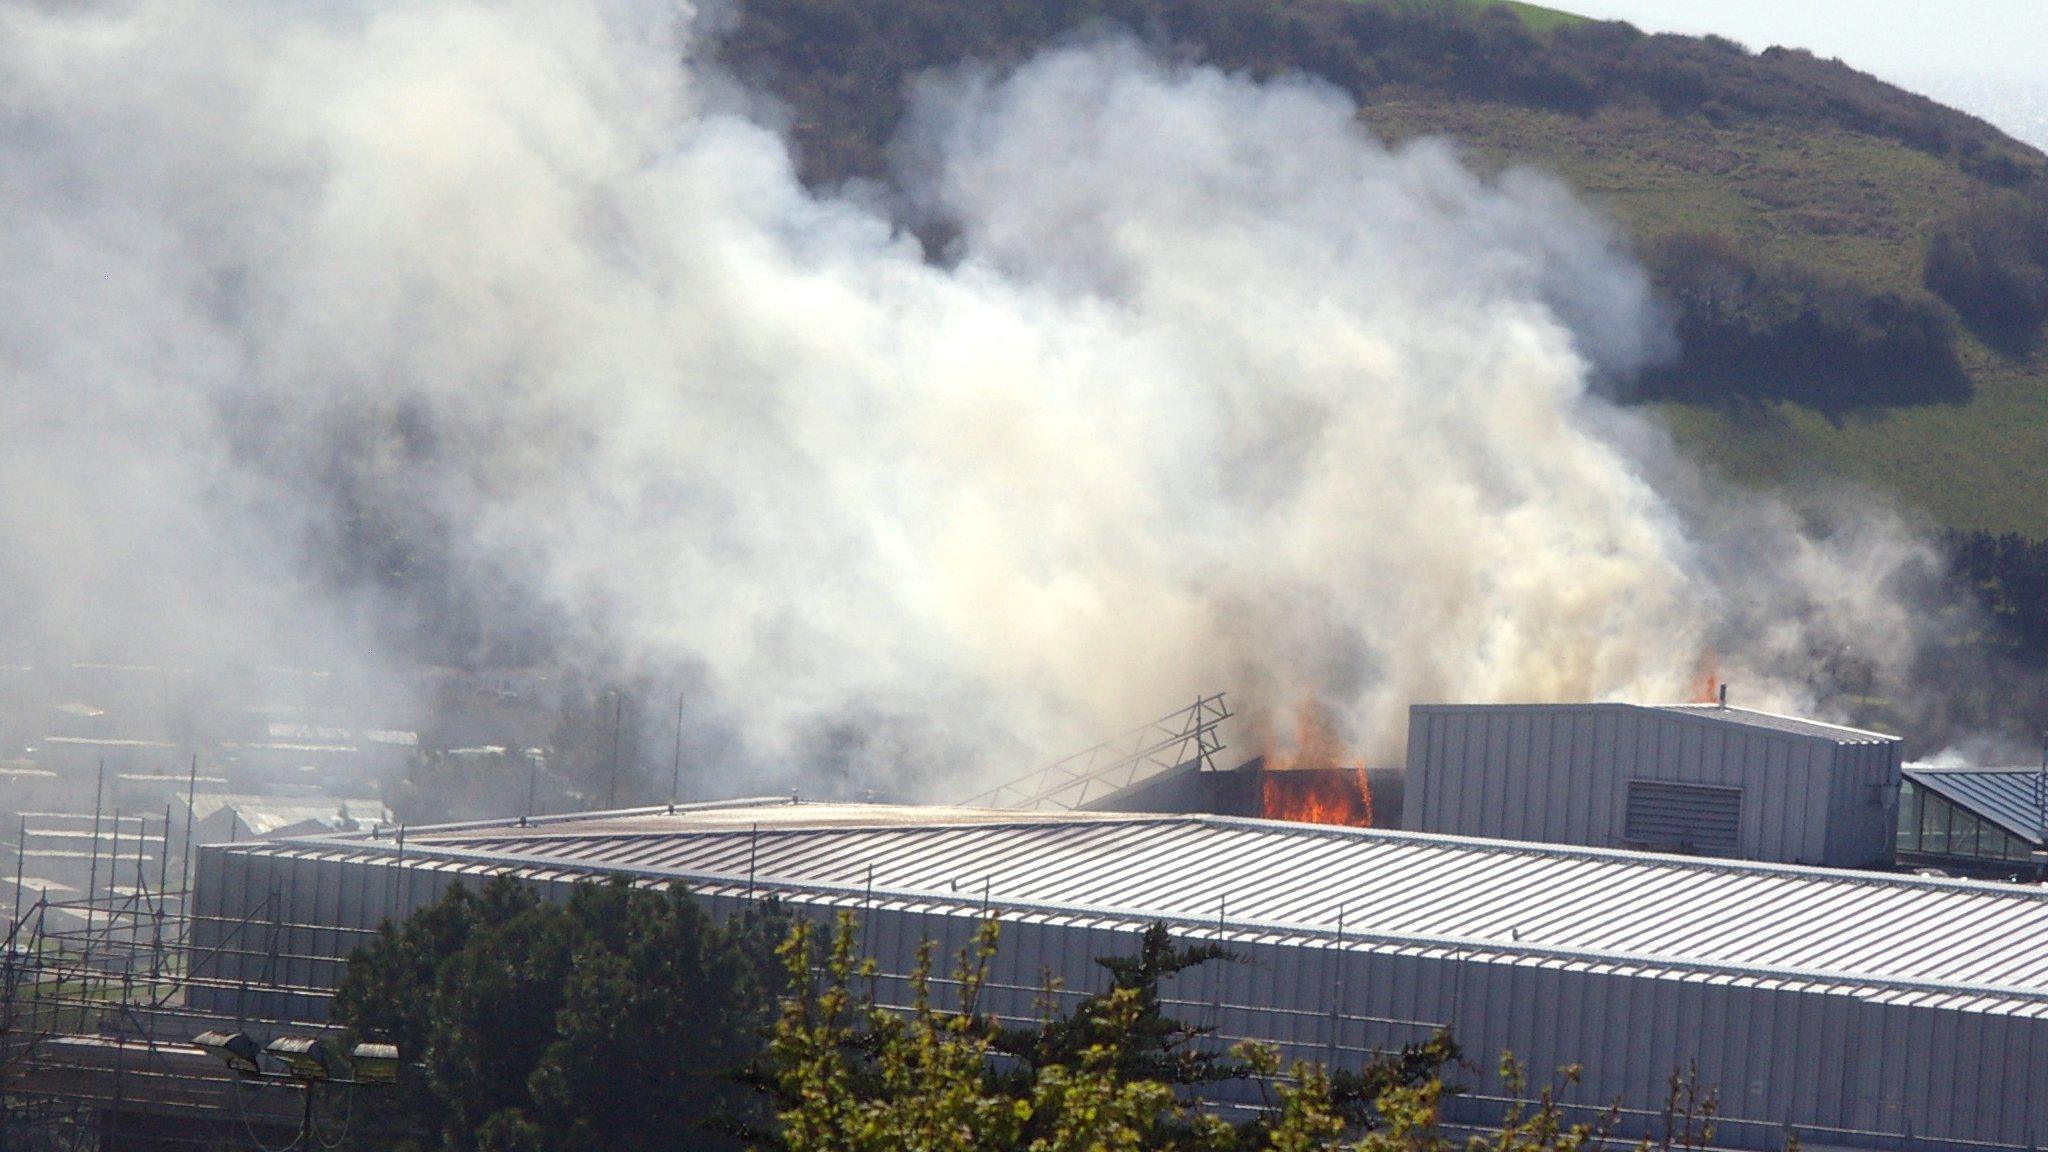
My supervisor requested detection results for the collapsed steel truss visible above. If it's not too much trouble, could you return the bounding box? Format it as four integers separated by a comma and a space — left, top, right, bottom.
961, 693, 1233, 811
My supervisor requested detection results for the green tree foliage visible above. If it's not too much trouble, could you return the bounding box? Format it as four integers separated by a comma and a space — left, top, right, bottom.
995, 923, 1250, 1090
1946, 530, 2048, 664
429, 896, 577, 1139
350, 891, 1725, 1152
766, 914, 1033, 1152
765, 913, 1464, 1151
1327, 1032, 1466, 1131
768, 914, 1228, 1150
766, 913, 1728, 1152
332, 876, 785, 1152
1640, 232, 1968, 413
1925, 197, 2048, 351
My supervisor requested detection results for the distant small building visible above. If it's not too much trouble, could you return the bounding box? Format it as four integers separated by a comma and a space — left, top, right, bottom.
33, 736, 186, 776
1405, 702, 1902, 868
1897, 765, 2048, 880
2, 812, 164, 909
0, 762, 66, 811
112, 772, 229, 814
184, 793, 389, 844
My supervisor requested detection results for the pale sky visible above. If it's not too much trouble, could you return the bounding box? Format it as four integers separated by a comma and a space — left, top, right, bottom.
1562, 2, 2048, 81
1562, 2, 2048, 148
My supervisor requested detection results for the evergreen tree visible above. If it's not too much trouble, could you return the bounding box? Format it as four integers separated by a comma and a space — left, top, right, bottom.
333, 876, 784, 1152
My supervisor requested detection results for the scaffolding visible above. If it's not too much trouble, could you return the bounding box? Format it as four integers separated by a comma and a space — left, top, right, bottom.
0, 807, 362, 1151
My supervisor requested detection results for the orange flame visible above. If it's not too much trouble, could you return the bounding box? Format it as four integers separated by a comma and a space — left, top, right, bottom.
1258, 696, 1375, 828
1262, 769, 1374, 827
1690, 648, 1720, 705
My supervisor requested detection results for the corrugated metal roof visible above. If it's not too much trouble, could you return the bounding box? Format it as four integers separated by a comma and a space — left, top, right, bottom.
1906, 766, 2048, 845
1655, 705, 1898, 744
263, 801, 2048, 1003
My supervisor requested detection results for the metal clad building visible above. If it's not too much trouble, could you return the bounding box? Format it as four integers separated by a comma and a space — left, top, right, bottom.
1405, 704, 1902, 866
1898, 766, 2048, 879
191, 801, 2048, 1151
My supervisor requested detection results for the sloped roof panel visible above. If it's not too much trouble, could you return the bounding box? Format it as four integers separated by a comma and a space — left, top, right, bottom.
245, 801, 2048, 1006
1656, 704, 1899, 744
1906, 766, 2047, 845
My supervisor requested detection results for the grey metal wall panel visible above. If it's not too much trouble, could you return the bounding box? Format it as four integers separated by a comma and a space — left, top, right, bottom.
1927, 1003, 1960, 1137
1822, 746, 1849, 866
1799, 741, 1826, 863
1966, 1008, 1998, 1139
1818, 989, 1851, 1127
1618, 969, 1651, 1106
1408, 705, 1899, 867
1970, 1008, 2008, 1139
1697, 976, 1735, 1108
1857, 998, 1902, 1135
1757, 738, 1786, 862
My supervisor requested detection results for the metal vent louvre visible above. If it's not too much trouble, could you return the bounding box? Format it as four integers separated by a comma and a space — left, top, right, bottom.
1625, 780, 1742, 855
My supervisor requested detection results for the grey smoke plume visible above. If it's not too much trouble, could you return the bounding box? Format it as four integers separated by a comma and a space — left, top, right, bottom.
0, 0, 1946, 793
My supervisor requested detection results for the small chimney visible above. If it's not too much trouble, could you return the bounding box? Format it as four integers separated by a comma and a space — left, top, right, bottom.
1718, 683, 1729, 709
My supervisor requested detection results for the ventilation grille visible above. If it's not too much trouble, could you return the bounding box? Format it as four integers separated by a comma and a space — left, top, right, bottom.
1625, 780, 1742, 856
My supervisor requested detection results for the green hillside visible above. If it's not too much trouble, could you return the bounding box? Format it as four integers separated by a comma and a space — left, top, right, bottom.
1359, 93, 2048, 534
1366, 0, 1590, 34
715, 0, 2048, 534
1484, 2, 1587, 33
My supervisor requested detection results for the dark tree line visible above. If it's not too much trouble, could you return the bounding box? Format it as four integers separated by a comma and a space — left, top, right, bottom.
1636, 232, 1969, 413
332, 878, 788, 1152
1946, 530, 2048, 667
1925, 196, 2048, 352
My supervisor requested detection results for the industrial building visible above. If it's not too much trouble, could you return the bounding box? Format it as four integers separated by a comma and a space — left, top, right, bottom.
1897, 765, 2048, 880
1405, 703, 1903, 867
191, 798, 2048, 1151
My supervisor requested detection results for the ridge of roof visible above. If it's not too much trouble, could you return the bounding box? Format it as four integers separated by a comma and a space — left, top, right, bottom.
217, 807, 2048, 1004
1656, 704, 1899, 743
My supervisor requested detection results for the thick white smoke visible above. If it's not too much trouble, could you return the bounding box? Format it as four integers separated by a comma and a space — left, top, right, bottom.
0, 0, 1939, 792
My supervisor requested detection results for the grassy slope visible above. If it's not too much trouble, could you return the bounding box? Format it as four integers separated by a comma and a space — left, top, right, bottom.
1360, 0, 1589, 33
1459, 1, 1588, 33
1367, 90, 2048, 537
